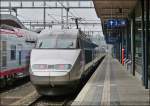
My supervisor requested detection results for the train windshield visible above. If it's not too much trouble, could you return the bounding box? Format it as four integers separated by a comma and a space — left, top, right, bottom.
36, 37, 76, 49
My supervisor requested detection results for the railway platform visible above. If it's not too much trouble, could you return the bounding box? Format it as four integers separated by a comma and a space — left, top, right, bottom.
72, 55, 150, 106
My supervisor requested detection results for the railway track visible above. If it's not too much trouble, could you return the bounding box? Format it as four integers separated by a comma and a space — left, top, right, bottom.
0, 77, 29, 93
29, 59, 104, 106
0, 57, 104, 106
30, 95, 75, 106
1, 80, 83, 106
0, 73, 95, 106
1, 82, 74, 106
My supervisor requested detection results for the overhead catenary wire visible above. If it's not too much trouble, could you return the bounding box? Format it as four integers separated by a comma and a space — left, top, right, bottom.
57, 1, 91, 29
1, 1, 101, 32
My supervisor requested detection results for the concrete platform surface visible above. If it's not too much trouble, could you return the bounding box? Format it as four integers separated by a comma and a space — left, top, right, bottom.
72, 55, 150, 106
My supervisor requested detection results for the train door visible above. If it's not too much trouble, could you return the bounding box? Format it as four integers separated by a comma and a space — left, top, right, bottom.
18, 44, 22, 65
1, 41, 7, 69
19, 51, 21, 65
0, 41, 7, 88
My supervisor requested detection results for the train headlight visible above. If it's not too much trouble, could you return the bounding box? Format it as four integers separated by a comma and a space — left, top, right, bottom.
54, 64, 72, 70
32, 64, 48, 69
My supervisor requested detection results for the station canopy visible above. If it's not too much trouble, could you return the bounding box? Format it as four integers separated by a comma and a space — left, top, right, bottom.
93, 0, 138, 22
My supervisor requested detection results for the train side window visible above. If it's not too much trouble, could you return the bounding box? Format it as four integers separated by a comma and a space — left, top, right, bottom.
10, 45, 16, 60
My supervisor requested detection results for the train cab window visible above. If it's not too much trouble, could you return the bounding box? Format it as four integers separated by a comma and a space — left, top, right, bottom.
56, 39, 75, 48
36, 38, 76, 49
36, 39, 56, 48
10, 45, 16, 60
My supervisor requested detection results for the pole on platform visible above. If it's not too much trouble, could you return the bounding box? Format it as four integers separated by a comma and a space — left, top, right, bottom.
145, 0, 149, 89
131, 12, 135, 76
141, 0, 146, 86
122, 48, 125, 65
119, 28, 122, 62
126, 20, 130, 59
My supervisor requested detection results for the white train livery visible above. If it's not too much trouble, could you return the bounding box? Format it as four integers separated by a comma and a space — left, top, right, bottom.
30, 29, 105, 95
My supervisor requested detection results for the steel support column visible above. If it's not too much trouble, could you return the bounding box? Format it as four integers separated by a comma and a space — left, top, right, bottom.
145, 0, 149, 89
131, 12, 135, 76
126, 20, 130, 59
141, 0, 149, 89
141, 0, 146, 86
119, 28, 122, 62
122, 27, 125, 50
121, 28, 124, 62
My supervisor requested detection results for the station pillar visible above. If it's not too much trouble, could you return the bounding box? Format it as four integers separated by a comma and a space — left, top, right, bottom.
131, 12, 136, 76
145, 0, 149, 89
141, 0, 149, 89
126, 20, 130, 59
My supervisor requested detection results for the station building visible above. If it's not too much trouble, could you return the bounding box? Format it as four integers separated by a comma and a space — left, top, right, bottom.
93, 0, 150, 89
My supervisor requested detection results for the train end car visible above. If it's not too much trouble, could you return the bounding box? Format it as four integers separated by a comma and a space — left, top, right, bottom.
29, 29, 98, 95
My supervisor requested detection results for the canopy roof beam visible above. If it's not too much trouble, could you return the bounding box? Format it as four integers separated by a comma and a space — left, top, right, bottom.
93, 0, 138, 22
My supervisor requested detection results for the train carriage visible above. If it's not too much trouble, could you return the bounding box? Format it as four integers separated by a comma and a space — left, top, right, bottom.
30, 29, 103, 95
0, 26, 37, 88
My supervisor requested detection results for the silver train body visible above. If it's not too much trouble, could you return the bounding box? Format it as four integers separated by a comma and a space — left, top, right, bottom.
30, 29, 104, 95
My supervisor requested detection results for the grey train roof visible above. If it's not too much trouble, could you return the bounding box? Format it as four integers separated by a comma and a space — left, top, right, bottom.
0, 14, 26, 29
39, 29, 98, 48
39, 29, 79, 39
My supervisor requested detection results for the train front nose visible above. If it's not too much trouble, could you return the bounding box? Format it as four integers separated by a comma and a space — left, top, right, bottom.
30, 49, 81, 85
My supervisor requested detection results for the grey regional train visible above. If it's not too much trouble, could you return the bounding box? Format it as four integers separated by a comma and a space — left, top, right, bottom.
30, 29, 104, 95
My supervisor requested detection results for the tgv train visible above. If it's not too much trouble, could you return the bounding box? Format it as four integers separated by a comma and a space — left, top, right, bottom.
30, 29, 104, 95
0, 25, 37, 88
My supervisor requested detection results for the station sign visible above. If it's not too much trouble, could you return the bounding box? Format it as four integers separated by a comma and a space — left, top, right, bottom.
105, 19, 127, 28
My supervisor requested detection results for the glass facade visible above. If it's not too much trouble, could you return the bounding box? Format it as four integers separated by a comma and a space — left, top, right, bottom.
135, 21, 142, 74
133, 0, 149, 88
134, 4, 142, 75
